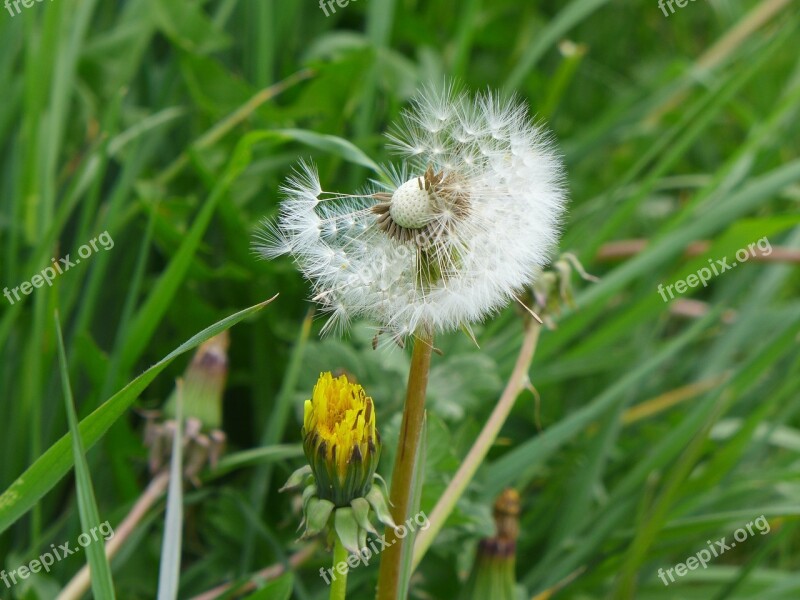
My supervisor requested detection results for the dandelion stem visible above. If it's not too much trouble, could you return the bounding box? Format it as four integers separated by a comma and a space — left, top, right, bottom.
377, 332, 434, 600
330, 534, 350, 600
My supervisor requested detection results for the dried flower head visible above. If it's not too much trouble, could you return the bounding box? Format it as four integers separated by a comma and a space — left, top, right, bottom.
257, 84, 567, 341
144, 332, 230, 482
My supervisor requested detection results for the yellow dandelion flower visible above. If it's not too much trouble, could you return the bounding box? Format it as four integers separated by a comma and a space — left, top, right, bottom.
302, 372, 380, 506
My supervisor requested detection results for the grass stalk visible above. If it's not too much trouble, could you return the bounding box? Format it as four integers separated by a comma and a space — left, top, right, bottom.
189, 543, 318, 600
412, 319, 541, 569
58, 471, 171, 600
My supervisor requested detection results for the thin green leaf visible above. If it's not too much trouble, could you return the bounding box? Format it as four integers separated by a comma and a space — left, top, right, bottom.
210, 445, 304, 479
504, 0, 610, 89
0, 297, 276, 535
55, 312, 116, 599
157, 380, 184, 600
243, 572, 294, 600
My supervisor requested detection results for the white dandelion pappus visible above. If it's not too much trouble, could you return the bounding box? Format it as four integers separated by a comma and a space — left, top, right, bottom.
256, 85, 567, 342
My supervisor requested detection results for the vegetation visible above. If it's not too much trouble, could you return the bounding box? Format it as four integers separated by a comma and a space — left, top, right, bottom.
0, 0, 799, 598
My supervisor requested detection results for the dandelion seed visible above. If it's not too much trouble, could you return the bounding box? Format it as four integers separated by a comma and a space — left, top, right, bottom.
256, 84, 567, 340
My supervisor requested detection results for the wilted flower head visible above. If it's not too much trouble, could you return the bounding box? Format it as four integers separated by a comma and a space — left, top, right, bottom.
527, 252, 599, 329
163, 331, 230, 430
144, 332, 230, 481
258, 84, 567, 341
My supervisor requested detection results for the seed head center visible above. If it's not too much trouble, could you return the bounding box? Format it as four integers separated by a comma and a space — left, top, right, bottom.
389, 177, 433, 229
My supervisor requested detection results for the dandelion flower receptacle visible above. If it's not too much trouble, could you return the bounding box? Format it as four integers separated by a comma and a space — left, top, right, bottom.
282, 372, 396, 556
257, 83, 567, 341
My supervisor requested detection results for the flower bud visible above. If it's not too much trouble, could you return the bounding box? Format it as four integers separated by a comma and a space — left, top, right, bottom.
164, 331, 230, 430
461, 489, 521, 600
302, 372, 381, 506
144, 332, 230, 481
282, 372, 395, 550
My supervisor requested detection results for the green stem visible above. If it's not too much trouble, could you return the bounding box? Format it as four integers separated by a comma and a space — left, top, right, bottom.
376, 332, 434, 600
330, 534, 349, 600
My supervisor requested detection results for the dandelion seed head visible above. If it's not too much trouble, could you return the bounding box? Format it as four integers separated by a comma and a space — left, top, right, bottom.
256, 84, 567, 340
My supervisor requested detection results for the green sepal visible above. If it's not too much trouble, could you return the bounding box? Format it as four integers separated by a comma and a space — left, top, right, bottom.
280, 465, 312, 493
305, 497, 335, 538
366, 485, 397, 530
372, 472, 391, 499
350, 497, 378, 536
302, 483, 318, 511
334, 507, 361, 554
295, 484, 317, 532
358, 523, 368, 551
342, 449, 360, 505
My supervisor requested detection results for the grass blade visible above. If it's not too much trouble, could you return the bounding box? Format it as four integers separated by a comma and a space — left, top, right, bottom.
55, 311, 116, 599
0, 297, 276, 535
157, 380, 184, 600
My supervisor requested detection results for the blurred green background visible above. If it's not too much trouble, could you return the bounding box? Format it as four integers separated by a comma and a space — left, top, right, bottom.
1, 0, 799, 598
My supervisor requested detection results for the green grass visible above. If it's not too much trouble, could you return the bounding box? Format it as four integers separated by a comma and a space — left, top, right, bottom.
0, 0, 799, 598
